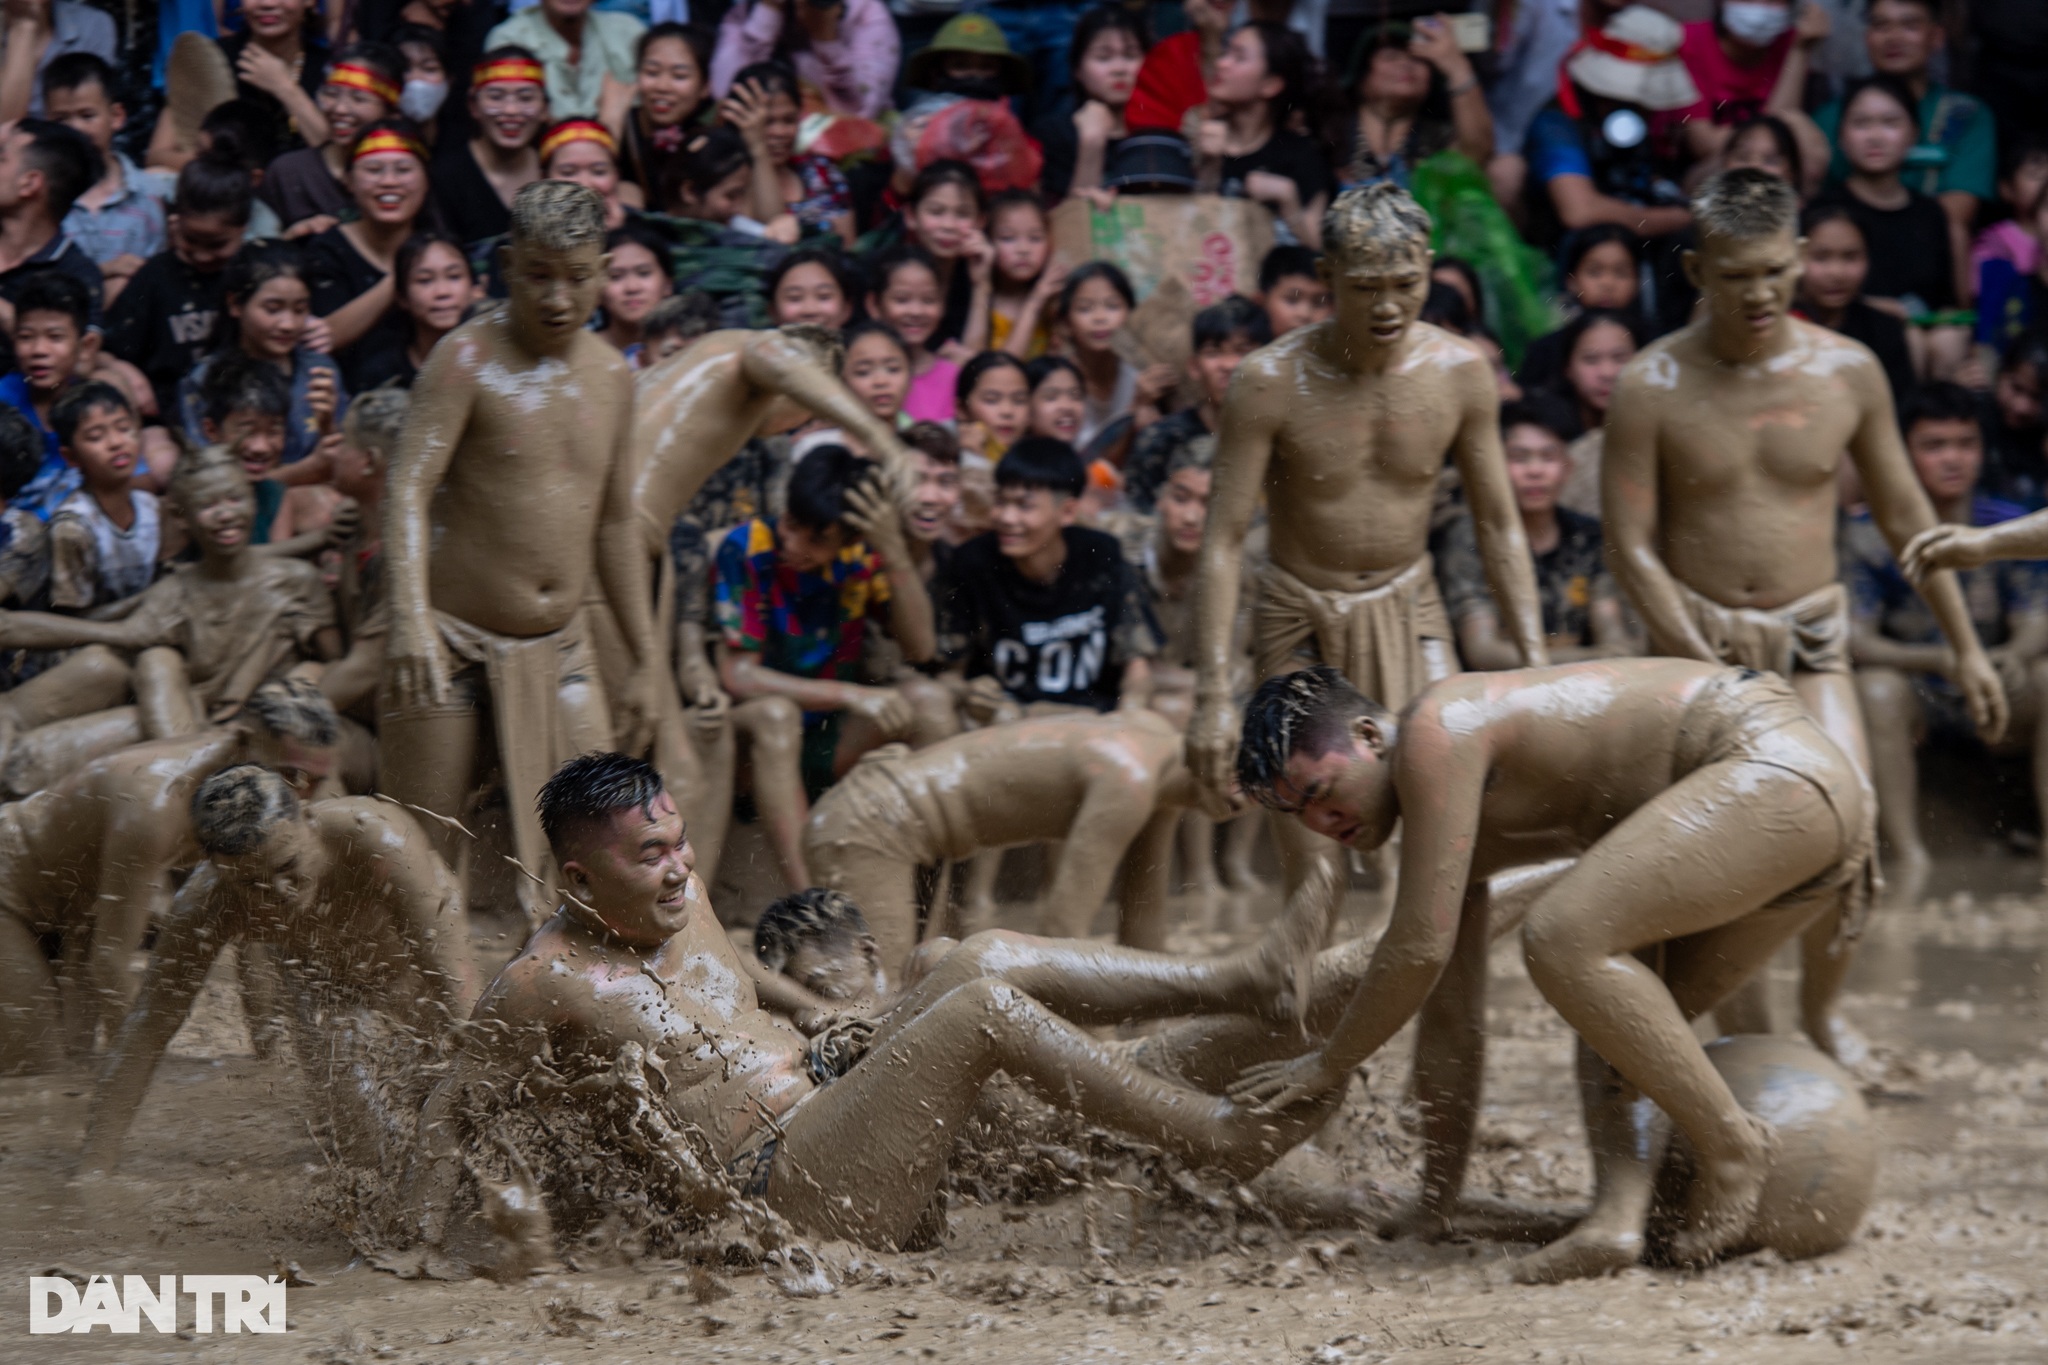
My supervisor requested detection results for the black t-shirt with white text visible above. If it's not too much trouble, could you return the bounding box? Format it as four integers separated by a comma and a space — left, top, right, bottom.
937, 527, 1162, 711
103, 249, 229, 417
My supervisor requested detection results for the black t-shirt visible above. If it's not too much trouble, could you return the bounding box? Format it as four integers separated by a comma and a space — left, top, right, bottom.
0, 234, 104, 330
260, 147, 351, 231
936, 526, 1162, 711
302, 226, 405, 391
1031, 97, 1129, 204
1815, 186, 1955, 312
102, 249, 229, 416
1219, 129, 1334, 215
220, 33, 330, 155
431, 141, 515, 252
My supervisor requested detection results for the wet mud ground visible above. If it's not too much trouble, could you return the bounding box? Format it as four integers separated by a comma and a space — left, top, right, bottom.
1, 854, 2044, 1364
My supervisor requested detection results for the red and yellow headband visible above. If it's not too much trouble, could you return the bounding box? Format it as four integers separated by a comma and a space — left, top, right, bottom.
473, 56, 546, 89
540, 119, 616, 162
326, 61, 400, 106
352, 129, 428, 165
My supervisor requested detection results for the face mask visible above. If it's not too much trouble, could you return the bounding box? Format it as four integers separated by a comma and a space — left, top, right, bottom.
400, 78, 448, 122
938, 74, 1006, 102
1721, 2, 1790, 45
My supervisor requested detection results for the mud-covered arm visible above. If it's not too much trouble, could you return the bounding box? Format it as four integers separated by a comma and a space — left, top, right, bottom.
375, 816, 481, 1017
80, 866, 238, 1172
1603, 358, 1716, 661
743, 331, 916, 494
382, 332, 478, 708
844, 470, 934, 664
1904, 507, 2048, 580
1851, 359, 2008, 740
1186, 361, 1280, 788
1451, 360, 1547, 667
596, 361, 660, 746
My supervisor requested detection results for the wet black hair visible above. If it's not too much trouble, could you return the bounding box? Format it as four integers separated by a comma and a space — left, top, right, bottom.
41, 51, 120, 104
192, 764, 299, 857
14, 118, 101, 218
11, 270, 90, 334
1499, 391, 1578, 445
1069, 3, 1150, 77
637, 20, 714, 72
242, 676, 341, 746
1193, 294, 1274, 351
908, 158, 986, 214
1259, 243, 1320, 293
1025, 352, 1080, 392
537, 751, 667, 859
200, 349, 291, 427
784, 442, 875, 532
1899, 380, 1983, 434
174, 153, 255, 225
994, 435, 1085, 498
753, 887, 871, 972
1237, 664, 1390, 808
955, 349, 1029, 409
50, 380, 133, 449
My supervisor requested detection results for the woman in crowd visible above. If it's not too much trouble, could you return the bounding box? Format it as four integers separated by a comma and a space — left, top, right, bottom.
1329, 17, 1491, 192
954, 350, 1031, 466
430, 46, 548, 249
1722, 112, 1808, 199
1795, 203, 1916, 402
709, 0, 899, 121
596, 222, 675, 365
303, 118, 433, 387
721, 61, 855, 244
262, 41, 405, 233
1543, 307, 1642, 515
608, 23, 715, 215
222, 0, 331, 152
1519, 225, 1644, 391
349, 229, 477, 391
539, 118, 636, 226
1036, 5, 1147, 202
1197, 21, 1330, 247
839, 321, 913, 434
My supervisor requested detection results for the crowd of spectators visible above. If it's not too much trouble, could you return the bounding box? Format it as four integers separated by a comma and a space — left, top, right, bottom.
3, 0, 2048, 884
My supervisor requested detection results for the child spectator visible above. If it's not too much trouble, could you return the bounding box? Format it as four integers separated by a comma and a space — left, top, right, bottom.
260, 41, 405, 234
1026, 354, 1085, 446
1848, 381, 2048, 905
1258, 243, 1330, 338
839, 320, 912, 433
1722, 112, 1807, 197
1055, 261, 1174, 459
890, 160, 990, 352
1816, 75, 1959, 318
595, 221, 674, 365
869, 244, 957, 424
98, 155, 249, 423
1, 271, 97, 514
1518, 226, 1646, 392
720, 60, 854, 245
767, 247, 855, 330
1794, 203, 1916, 405
610, 23, 715, 215
196, 351, 293, 545
936, 435, 1161, 713
539, 117, 633, 229
431, 47, 548, 251
1123, 295, 1271, 513
1195, 22, 1330, 247
349, 230, 477, 390
46, 380, 158, 612
40, 55, 163, 305
641, 289, 719, 365
1980, 336, 2048, 510
179, 242, 345, 482
954, 350, 1030, 465
0, 118, 104, 331
987, 189, 1061, 358
665, 125, 796, 326
1972, 135, 2048, 343
1438, 394, 1633, 670
303, 119, 432, 385
1035, 5, 1146, 202
710, 0, 896, 121
1545, 308, 1644, 515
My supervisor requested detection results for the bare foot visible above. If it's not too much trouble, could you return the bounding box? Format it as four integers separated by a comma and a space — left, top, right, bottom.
1509, 1220, 1645, 1283
1803, 1011, 1871, 1069
1669, 1116, 1775, 1267
1885, 843, 1931, 909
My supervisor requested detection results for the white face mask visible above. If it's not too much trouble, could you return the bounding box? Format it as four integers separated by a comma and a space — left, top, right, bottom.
400, 78, 448, 122
1721, 1, 1791, 45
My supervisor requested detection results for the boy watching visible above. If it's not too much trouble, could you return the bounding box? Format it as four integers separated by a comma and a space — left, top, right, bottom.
1123, 294, 1272, 513
41, 53, 164, 303
639, 290, 718, 365
47, 379, 158, 612
0, 269, 94, 512
937, 434, 1163, 714
0, 117, 104, 332
197, 351, 292, 545
1257, 244, 1331, 342
103, 155, 252, 420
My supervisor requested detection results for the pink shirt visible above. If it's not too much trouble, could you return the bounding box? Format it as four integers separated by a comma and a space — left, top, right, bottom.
711, 0, 900, 121
1676, 20, 1791, 125
903, 357, 960, 425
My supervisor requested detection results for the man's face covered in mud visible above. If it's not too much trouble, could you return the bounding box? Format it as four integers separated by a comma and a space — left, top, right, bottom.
506, 240, 608, 356
219, 815, 331, 913
783, 930, 885, 1004
1267, 719, 1399, 849
1323, 240, 1431, 352
245, 729, 337, 801
1689, 225, 1802, 344
559, 789, 702, 946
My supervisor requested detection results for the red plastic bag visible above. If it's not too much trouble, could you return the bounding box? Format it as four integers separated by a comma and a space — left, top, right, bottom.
915, 98, 1044, 194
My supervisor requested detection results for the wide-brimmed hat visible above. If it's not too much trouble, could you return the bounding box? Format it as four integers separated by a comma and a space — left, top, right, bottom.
906, 13, 1033, 95
1565, 6, 1699, 112
1103, 132, 1195, 192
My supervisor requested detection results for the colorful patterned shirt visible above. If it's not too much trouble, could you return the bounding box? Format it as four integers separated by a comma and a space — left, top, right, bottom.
714, 516, 889, 680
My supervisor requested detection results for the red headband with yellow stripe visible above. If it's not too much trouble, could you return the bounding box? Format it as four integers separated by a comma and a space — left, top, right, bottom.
473, 56, 546, 89
352, 129, 428, 165
326, 61, 400, 106
540, 119, 616, 162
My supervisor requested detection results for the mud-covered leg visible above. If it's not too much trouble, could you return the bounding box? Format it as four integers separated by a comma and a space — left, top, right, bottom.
1407, 876, 1491, 1231
0, 912, 62, 1074
808, 840, 920, 988
1511, 1040, 1666, 1283
1790, 670, 1876, 1060
732, 696, 810, 892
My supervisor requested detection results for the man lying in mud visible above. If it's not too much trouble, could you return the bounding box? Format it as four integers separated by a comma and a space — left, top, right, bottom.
410, 752, 1336, 1256
1225, 661, 1872, 1281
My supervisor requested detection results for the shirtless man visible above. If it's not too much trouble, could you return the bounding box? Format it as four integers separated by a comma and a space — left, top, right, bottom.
1226, 662, 1871, 1280
0, 451, 342, 791
380, 180, 658, 923
1186, 183, 1547, 989
409, 753, 1328, 1258
805, 709, 1231, 981
82, 765, 478, 1172
1603, 167, 2004, 1054
0, 679, 339, 1068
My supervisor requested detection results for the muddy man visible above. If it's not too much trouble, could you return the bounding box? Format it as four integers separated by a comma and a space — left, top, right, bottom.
1227, 662, 1872, 1280
378, 180, 659, 923
82, 765, 478, 1173
1186, 183, 1547, 992
804, 709, 1233, 981
1603, 167, 2005, 1057
409, 754, 1330, 1257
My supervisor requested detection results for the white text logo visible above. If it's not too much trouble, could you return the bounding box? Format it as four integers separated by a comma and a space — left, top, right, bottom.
29, 1275, 287, 1334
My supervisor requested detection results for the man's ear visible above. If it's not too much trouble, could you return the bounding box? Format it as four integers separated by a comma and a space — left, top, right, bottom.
110, 102, 128, 133
1680, 248, 1701, 291
1357, 714, 1389, 758
77, 328, 101, 370
1057, 494, 1080, 527
200, 416, 221, 442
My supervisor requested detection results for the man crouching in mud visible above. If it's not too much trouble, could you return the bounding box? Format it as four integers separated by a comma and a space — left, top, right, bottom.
1227, 661, 1873, 1281
410, 752, 1337, 1256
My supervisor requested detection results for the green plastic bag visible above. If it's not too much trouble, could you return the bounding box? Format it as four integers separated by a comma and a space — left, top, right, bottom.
1410, 150, 1561, 369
